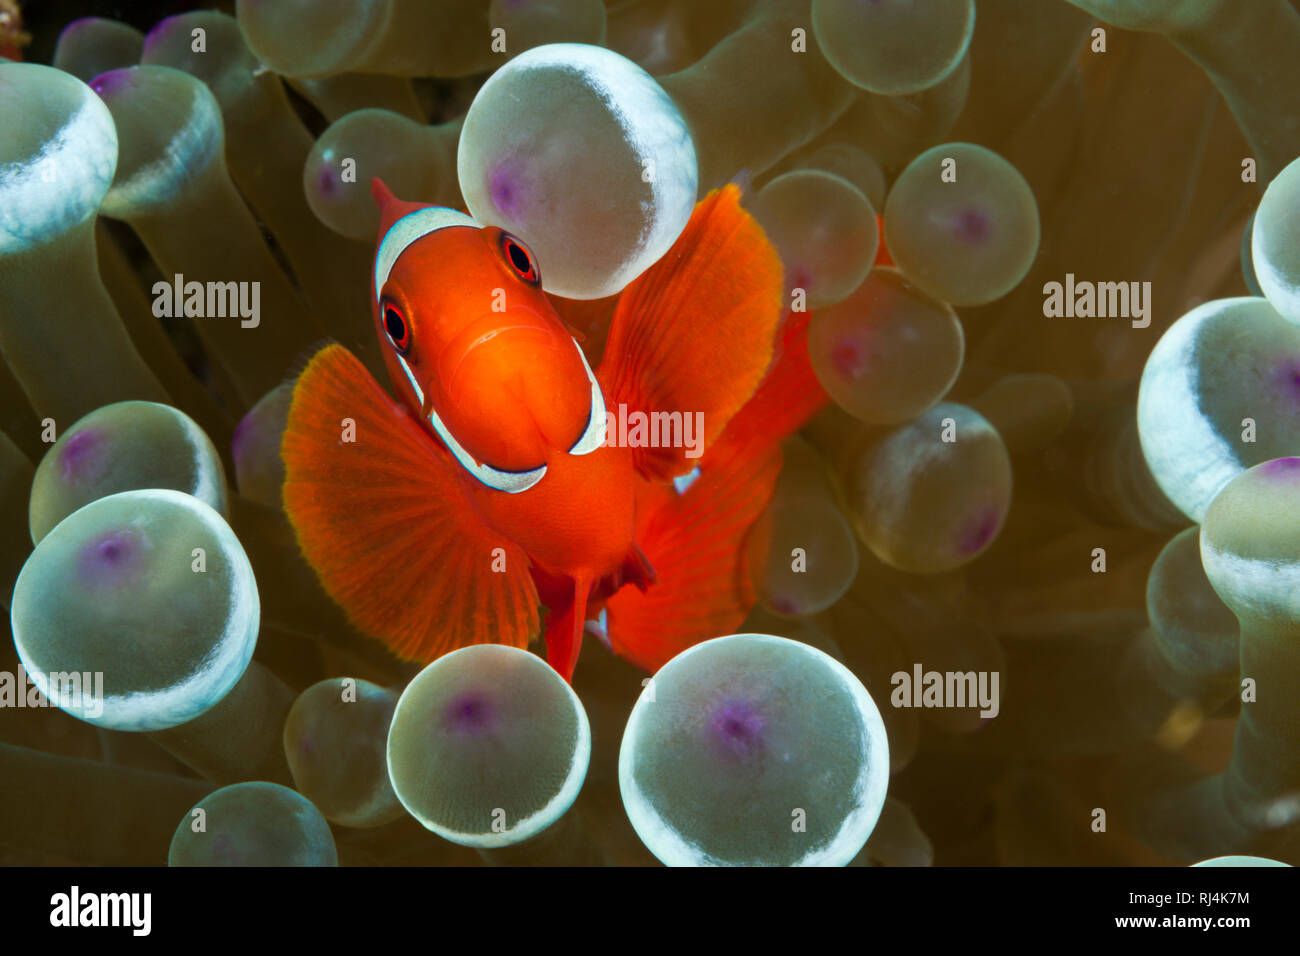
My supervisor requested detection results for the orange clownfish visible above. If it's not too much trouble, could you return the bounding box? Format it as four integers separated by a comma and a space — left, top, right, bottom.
0, 1, 29, 61
281, 179, 827, 680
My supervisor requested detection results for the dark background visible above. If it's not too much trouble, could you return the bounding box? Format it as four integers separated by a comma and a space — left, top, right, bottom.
20, 0, 235, 63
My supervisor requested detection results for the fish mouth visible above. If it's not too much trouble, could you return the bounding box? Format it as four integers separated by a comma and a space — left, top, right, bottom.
384, 336, 549, 494
401, 317, 555, 494
426, 397, 549, 494
441, 319, 557, 395
403, 312, 604, 492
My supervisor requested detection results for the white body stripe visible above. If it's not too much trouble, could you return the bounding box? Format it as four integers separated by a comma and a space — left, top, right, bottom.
374, 206, 480, 302
568, 340, 607, 457
376, 204, 604, 491
395, 349, 547, 494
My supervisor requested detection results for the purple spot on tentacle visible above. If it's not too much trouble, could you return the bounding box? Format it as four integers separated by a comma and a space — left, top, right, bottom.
708, 698, 767, 761
77, 527, 147, 587
1271, 357, 1300, 400
830, 334, 870, 381
951, 206, 992, 245
142, 14, 186, 55
316, 164, 339, 198
788, 265, 817, 302
231, 410, 258, 469
487, 156, 530, 219
444, 692, 496, 734
89, 68, 133, 98
59, 428, 106, 484
770, 595, 802, 616
956, 506, 1002, 555
1259, 457, 1300, 479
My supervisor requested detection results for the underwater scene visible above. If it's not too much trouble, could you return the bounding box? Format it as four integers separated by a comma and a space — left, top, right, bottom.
2, 0, 1300, 880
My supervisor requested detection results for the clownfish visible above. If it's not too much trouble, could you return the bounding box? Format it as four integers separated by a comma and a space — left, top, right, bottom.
281, 179, 827, 680
0, 1, 29, 61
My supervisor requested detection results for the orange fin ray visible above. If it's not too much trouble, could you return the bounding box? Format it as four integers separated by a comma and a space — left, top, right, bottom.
706, 307, 828, 470
605, 442, 783, 673
544, 572, 594, 682
603, 307, 826, 673
597, 184, 785, 482
281, 344, 540, 662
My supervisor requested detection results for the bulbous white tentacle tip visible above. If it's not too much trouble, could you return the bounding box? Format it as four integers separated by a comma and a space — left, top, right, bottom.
0, 62, 119, 255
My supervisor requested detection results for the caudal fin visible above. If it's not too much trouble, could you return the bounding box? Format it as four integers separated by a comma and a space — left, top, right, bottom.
604, 441, 781, 672
603, 305, 828, 673
705, 307, 827, 470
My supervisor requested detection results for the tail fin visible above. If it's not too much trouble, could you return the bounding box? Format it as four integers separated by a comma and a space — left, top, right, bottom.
706, 307, 827, 470
604, 444, 781, 673
603, 309, 828, 673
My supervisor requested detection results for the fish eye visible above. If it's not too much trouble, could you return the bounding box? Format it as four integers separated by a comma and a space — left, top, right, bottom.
383, 303, 411, 354
501, 233, 540, 286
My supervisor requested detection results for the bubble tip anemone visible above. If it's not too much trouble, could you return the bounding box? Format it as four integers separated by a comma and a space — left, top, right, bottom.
0, 62, 119, 255
386, 644, 591, 848
618, 633, 889, 867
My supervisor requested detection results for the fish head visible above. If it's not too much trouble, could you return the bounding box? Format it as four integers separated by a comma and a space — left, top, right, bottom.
369, 179, 606, 493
